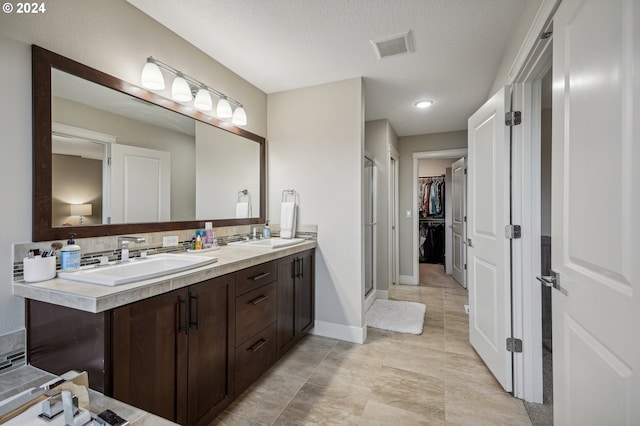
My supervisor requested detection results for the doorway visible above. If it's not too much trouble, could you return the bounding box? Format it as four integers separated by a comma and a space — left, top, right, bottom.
411, 149, 467, 287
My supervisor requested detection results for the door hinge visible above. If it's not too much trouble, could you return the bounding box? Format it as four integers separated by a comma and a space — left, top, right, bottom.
464, 263, 467, 270
506, 337, 523, 353
463, 215, 467, 222
505, 224, 521, 239
505, 111, 521, 126
107, 157, 112, 166
464, 168, 467, 175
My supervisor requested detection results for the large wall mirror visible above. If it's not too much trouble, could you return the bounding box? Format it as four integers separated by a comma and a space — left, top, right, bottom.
33, 45, 266, 241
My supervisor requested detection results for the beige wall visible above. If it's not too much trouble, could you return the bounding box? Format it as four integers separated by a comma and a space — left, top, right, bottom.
52, 155, 103, 226
488, 0, 544, 95
398, 131, 467, 278
268, 78, 365, 342
419, 158, 457, 177
0, 0, 266, 337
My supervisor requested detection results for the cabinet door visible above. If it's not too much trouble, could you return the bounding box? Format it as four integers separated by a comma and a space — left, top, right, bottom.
112, 288, 188, 424
295, 250, 315, 336
277, 254, 296, 357
187, 274, 236, 426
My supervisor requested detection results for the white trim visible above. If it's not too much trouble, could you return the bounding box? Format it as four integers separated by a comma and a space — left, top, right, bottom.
507, 0, 561, 84
52, 122, 117, 143
376, 289, 389, 300
399, 274, 418, 285
310, 320, 366, 344
510, 18, 553, 404
412, 148, 468, 287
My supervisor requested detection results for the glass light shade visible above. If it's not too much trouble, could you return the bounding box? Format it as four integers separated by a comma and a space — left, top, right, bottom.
232, 106, 247, 126
141, 61, 165, 90
172, 75, 193, 102
194, 88, 213, 111
217, 97, 233, 118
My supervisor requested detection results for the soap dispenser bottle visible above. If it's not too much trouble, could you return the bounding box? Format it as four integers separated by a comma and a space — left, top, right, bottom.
263, 221, 271, 239
60, 233, 81, 271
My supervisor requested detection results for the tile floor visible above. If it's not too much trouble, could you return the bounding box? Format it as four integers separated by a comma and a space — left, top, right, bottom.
214, 264, 532, 425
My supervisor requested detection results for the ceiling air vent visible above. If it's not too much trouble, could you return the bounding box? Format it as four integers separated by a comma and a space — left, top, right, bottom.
370, 31, 414, 60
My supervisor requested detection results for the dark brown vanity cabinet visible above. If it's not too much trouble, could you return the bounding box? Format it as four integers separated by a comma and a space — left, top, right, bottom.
234, 261, 278, 395
277, 249, 315, 358
26, 248, 315, 425
112, 274, 235, 426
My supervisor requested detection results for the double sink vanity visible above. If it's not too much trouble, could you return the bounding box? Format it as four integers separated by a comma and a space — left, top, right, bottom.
14, 238, 316, 425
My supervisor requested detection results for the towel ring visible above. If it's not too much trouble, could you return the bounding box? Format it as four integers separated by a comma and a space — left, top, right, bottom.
237, 189, 251, 203
282, 188, 298, 203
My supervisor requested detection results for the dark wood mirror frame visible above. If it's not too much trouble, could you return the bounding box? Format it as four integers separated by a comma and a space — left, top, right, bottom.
32, 45, 266, 242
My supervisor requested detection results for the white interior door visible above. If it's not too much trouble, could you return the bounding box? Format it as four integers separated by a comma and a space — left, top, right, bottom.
467, 87, 512, 392
550, 0, 639, 423
451, 157, 466, 287
109, 144, 171, 224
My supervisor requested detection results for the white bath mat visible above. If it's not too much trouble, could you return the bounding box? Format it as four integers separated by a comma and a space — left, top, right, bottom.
366, 299, 426, 335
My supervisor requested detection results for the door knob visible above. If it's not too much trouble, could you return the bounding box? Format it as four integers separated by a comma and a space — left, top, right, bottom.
463, 238, 473, 247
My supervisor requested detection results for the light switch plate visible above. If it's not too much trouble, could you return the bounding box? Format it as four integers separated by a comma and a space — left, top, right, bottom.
163, 235, 179, 247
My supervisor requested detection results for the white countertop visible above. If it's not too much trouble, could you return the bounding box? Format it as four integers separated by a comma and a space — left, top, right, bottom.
13, 241, 316, 313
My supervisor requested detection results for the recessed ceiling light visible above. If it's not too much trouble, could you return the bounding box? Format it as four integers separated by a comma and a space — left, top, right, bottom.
415, 100, 434, 109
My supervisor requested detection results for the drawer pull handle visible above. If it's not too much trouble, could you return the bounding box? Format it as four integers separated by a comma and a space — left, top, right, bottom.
248, 338, 269, 352
251, 272, 271, 281
249, 294, 270, 305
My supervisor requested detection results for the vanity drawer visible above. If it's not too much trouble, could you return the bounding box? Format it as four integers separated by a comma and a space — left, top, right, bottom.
236, 282, 277, 345
235, 323, 277, 396
235, 260, 277, 296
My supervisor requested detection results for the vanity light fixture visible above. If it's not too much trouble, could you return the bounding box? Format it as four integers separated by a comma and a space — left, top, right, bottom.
414, 99, 434, 109
140, 56, 248, 126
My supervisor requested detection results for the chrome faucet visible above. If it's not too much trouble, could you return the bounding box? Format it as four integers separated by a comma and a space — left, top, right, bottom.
118, 236, 145, 262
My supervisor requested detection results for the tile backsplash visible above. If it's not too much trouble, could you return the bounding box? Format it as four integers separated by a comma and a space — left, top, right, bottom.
0, 330, 26, 374
12, 224, 317, 281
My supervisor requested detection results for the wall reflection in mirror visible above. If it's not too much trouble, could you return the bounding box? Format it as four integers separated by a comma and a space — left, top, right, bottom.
51, 69, 261, 228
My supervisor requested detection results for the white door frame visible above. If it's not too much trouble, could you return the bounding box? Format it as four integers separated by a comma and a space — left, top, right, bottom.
389, 145, 400, 288
408, 148, 467, 285
508, 2, 558, 403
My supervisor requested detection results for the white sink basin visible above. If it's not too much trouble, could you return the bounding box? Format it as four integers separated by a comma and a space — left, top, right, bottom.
228, 237, 306, 249
56, 253, 217, 286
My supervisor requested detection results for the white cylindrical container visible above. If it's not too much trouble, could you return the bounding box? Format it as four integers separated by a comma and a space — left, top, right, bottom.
23, 256, 56, 282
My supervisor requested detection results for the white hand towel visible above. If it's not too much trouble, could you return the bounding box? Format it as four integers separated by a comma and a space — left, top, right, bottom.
280, 201, 297, 239
235, 202, 250, 218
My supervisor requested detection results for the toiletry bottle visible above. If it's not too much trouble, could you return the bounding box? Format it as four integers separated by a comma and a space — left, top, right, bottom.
60, 233, 81, 271
205, 222, 213, 246
263, 221, 271, 239
195, 234, 203, 250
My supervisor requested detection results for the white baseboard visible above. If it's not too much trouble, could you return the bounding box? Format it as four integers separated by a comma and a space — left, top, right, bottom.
399, 274, 418, 285
376, 290, 389, 299
310, 320, 365, 344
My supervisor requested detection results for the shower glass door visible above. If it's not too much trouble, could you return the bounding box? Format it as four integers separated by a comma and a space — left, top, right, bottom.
364, 156, 376, 297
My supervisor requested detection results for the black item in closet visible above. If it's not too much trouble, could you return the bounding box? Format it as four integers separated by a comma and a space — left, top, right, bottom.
419, 222, 445, 264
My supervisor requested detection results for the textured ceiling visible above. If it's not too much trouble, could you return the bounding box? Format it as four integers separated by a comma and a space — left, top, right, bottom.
128, 0, 524, 137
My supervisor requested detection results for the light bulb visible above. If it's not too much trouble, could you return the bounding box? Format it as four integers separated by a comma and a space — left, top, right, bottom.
194, 87, 213, 111
414, 100, 434, 109
232, 105, 247, 126
141, 59, 165, 90
172, 74, 192, 102
217, 97, 233, 118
